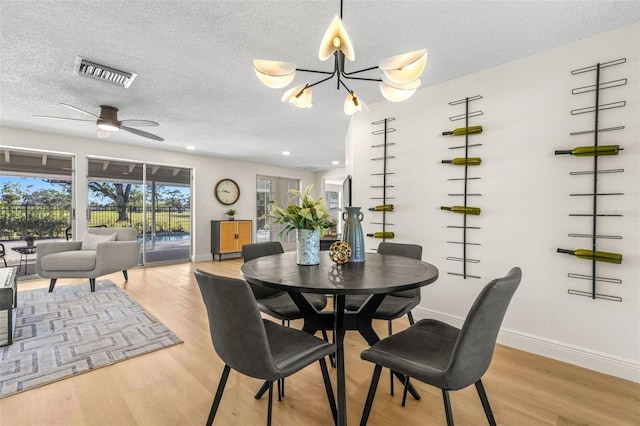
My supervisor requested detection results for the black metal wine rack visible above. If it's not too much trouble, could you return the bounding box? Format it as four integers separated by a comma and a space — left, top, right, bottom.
368, 117, 395, 242
441, 95, 483, 279
556, 57, 627, 302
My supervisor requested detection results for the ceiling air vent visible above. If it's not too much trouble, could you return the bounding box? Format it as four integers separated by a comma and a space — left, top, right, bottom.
73, 56, 137, 88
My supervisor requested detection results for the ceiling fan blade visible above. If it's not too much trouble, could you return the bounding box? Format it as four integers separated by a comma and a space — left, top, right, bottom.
120, 119, 159, 127
33, 115, 95, 122
121, 125, 164, 141
61, 103, 98, 118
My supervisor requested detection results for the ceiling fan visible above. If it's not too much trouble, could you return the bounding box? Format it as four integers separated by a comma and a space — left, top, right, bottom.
34, 103, 164, 141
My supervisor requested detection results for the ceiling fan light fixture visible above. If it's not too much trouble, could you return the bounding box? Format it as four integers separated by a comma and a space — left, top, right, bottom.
282, 84, 313, 108
97, 120, 120, 132
96, 129, 111, 138
253, 59, 297, 88
379, 49, 427, 85
318, 15, 355, 61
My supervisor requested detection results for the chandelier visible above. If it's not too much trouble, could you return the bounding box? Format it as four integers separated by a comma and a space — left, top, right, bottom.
253, 0, 427, 115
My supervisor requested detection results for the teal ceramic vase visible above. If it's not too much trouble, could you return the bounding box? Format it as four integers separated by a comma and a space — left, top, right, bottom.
342, 207, 365, 263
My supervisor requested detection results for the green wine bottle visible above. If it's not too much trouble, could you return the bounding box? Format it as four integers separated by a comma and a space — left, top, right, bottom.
442, 125, 483, 136
555, 145, 622, 156
556, 248, 623, 264
368, 204, 394, 212
442, 157, 482, 166
367, 232, 395, 239
441, 206, 481, 215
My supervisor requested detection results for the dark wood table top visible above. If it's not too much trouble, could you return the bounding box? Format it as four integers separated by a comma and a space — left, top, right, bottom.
241, 251, 439, 295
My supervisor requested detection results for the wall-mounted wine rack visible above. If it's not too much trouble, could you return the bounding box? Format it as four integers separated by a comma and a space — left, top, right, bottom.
367, 117, 396, 242
555, 58, 627, 302
441, 95, 484, 279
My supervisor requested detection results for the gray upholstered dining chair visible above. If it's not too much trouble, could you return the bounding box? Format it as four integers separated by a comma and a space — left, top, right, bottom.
194, 269, 337, 426
242, 242, 332, 398
344, 241, 422, 395
359, 267, 522, 426
241, 242, 328, 327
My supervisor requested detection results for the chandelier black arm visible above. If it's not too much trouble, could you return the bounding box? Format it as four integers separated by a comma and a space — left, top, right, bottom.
342, 65, 379, 76
342, 65, 382, 82
339, 79, 354, 94
341, 74, 383, 82
308, 72, 339, 89
296, 68, 335, 75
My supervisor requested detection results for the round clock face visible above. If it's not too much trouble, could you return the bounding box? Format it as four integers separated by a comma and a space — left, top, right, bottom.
215, 179, 240, 205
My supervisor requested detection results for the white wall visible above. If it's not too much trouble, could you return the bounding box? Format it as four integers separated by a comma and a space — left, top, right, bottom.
0, 128, 316, 261
346, 23, 639, 382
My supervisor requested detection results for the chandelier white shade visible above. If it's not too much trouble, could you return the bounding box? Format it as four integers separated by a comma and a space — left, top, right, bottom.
380, 75, 421, 102
282, 84, 313, 108
378, 49, 427, 85
344, 91, 362, 115
318, 15, 355, 61
254, 1, 426, 115
253, 59, 297, 88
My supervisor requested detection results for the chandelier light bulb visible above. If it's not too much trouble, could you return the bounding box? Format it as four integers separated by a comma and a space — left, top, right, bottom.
282, 84, 313, 108
344, 91, 362, 115
319, 15, 355, 61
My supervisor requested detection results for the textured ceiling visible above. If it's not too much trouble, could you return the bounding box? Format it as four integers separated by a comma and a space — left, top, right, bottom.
1, 1, 638, 171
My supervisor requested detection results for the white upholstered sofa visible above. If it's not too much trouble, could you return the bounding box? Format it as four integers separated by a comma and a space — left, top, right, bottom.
36, 227, 141, 292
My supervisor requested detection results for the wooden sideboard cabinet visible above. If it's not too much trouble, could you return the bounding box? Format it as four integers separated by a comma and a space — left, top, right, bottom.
211, 220, 252, 261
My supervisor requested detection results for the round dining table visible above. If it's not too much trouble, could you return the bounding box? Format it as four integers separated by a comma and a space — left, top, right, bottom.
241, 251, 439, 426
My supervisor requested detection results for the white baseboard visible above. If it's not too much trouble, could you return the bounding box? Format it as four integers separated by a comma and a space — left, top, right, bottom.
413, 306, 640, 384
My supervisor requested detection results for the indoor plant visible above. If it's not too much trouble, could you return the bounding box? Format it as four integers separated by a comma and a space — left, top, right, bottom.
224, 209, 237, 221
264, 184, 335, 265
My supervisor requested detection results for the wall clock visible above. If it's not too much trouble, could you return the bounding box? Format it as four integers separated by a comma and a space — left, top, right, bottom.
215, 178, 240, 205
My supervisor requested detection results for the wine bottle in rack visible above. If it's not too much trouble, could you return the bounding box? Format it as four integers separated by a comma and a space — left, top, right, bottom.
441, 205, 481, 215
554, 145, 622, 156
442, 125, 483, 136
556, 248, 623, 264
367, 232, 395, 239
442, 157, 482, 166
368, 204, 394, 212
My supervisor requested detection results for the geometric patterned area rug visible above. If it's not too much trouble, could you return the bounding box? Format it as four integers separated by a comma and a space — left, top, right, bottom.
0, 280, 183, 398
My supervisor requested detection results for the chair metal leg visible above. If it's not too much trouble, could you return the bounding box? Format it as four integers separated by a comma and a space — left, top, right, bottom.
401, 375, 410, 407
122, 270, 128, 281
359, 365, 382, 426
387, 320, 394, 396
319, 358, 338, 425
277, 378, 282, 401
267, 381, 274, 426
255, 381, 269, 399
442, 389, 454, 426
207, 364, 231, 426
407, 311, 415, 325
48, 279, 57, 292
475, 380, 497, 426
89, 278, 96, 292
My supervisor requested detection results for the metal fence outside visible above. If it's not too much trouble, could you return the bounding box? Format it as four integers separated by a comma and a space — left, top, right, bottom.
0, 204, 191, 241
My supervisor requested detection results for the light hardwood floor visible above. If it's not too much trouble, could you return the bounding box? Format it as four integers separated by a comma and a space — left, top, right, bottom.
1, 260, 638, 425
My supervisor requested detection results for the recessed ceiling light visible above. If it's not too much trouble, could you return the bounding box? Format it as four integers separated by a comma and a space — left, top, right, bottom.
332, 160, 340, 165
282, 151, 291, 156
186, 145, 195, 150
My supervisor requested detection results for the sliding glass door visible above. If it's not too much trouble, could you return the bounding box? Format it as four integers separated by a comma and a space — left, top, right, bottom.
87, 157, 192, 265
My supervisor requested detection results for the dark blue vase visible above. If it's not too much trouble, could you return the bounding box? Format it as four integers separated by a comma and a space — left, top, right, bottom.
342, 207, 365, 262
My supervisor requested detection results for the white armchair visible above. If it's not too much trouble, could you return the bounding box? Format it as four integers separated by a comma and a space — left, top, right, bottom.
36, 227, 141, 292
